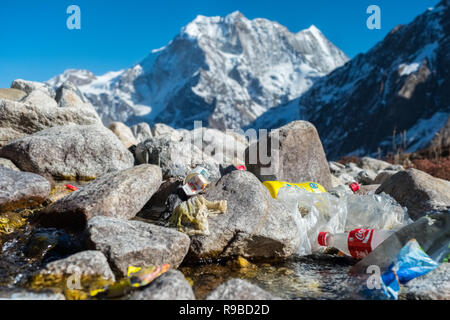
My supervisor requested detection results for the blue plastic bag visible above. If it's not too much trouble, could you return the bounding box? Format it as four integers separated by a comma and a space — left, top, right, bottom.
380, 239, 440, 299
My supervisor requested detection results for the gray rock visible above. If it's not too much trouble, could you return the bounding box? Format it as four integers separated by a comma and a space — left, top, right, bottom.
0, 167, 50, 211
356, 169, 377, 185
0, 158, 19, 171
39, 165, 162, 230
330, 174, 344, 188
20, 89, 58, 108
329, 161, 345, 174
11, 79, 56, 98
245, 121, 332, 189
355, 184, 381, 195
401, 263, 450, 300
0, 124, 134, 180
373, 170, 398, 185
0, 88, 26, 101
151, 123, 182, 140
55, 81, 90, 108
206, 279, 278, 300
376, 169, 450, 220
0, 98, 101, 147
385, 164, 405, 171
357, 157, 392, 172
109, 121, 138, 148
128, 270, 195, 300
135, 136, 220, 180
187, 170, 301, 261
38, 250, 115, 281
86, 216, 190, 277
130, 122, 153, 143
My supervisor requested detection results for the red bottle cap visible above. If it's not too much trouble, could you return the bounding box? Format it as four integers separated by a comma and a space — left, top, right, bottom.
318, 232, 329, 246
349, 182, 360, 192
65, 184, 79, 191
235, 165, 246, 171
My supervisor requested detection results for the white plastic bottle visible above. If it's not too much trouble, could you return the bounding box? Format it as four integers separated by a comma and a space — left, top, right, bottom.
317, 228, 395, 259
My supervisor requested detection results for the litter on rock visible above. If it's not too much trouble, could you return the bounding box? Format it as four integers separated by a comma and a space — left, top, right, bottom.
169, 195, 227, 236
181, 166, 210, 196
65, 184, 78, 192
263, 181, 326, 199
90, 264, 170, 299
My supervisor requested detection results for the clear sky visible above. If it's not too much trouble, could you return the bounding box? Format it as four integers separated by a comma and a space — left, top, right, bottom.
0, 0, 437, 88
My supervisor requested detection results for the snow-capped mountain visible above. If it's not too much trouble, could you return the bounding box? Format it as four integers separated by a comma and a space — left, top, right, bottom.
48, 11, 348, 129
251, 1, 450, 160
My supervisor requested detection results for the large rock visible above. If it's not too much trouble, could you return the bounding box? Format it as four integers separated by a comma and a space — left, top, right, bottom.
0, 88, 26, 101
0, 98, 101, 147
86, 216, 190, 277
245, 121, 332, 189
0, 167, 51, 211
39, 165, 162, 230
376, 169, 450, 220
130, 123, 153, 143
184, 127, 248, 165
401, 263, 450, 300
186, 170, 301, 261
128, 270, 195, 300
108, 122, 138, 148
151, 123, 182, 140
55, 81, 92, 109
21, 89, 58, 108
357, 157, 392, 172
206, 279, 278, 300
37, 250, 115, 281
135, 137, 220, 180
11, 79, 56, 98
0, 125, 134, 180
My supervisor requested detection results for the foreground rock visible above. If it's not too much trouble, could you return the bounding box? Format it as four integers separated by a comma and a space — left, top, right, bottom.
39, 165, 162, 230
187, 170, 301, 261
206, 279, 278, 300
11, 79, 56, 98
401, 263, 450, 300
357, 157, 392, 172
128, 270, 195, 300
86, 216, 190, 276
109, 122, 138, 148
376, 169, 450, 220
0, 125, 134, 180
135, 137, 220, 180
37, 250, 115, 281
0, 98, 101, 147
0, 290, 65, 300
0, 167, 50, 211
245, 121, 332, 189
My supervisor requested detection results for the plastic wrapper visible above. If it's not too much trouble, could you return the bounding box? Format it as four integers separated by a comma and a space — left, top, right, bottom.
277, 186, 411, 256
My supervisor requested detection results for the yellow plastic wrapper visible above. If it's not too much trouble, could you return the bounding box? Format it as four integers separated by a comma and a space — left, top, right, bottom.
263, 181, 326, 198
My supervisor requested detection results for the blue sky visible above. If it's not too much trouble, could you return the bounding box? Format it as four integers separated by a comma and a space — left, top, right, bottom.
0, 0, 437, 88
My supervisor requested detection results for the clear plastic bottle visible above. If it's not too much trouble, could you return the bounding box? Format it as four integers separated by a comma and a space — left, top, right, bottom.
327, 182, 360, 198
318, 228, 395, 259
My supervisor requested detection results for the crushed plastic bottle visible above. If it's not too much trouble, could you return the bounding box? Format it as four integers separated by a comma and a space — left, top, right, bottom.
181, 166, 210, 196
318, 228, 395, 259
263, 181, 326, 199
327, 182, 359, 198
277, 187, 411, 256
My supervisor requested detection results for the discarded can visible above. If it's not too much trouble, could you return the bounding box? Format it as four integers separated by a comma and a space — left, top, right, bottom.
263, 181, 326, 199
235, 165, 246, 171
181, 166, 210, 196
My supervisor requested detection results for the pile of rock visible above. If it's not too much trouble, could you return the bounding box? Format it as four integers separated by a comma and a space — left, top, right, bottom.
0, 79, 448, 301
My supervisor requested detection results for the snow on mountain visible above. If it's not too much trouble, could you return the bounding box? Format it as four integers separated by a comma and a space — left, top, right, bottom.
48, 11, 348, 129
250, 1, 450, 160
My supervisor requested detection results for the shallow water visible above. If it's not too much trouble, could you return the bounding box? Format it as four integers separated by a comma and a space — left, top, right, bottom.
180, 254, 358, 300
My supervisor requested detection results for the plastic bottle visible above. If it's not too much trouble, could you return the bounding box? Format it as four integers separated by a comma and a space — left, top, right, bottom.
181, 166, 210, 196
327, 182, 360, 198
262, 181, 327, 198
318, 228, 395, 259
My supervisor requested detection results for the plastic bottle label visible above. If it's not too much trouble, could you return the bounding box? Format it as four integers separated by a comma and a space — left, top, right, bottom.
348, 228, 374, 259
